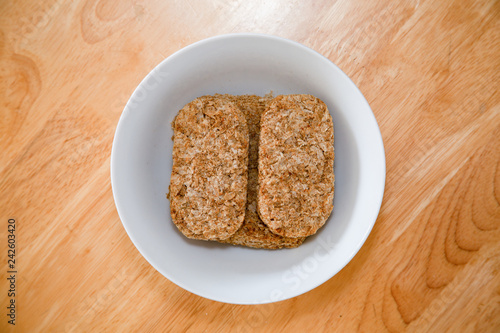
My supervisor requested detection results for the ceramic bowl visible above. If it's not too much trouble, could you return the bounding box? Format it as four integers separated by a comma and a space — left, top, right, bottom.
111, 33, 385, 304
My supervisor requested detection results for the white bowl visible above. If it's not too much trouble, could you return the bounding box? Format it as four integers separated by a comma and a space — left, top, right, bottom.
111, 33, 385, 304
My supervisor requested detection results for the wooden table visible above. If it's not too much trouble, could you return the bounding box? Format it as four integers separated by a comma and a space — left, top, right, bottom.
1, 0, 499, 332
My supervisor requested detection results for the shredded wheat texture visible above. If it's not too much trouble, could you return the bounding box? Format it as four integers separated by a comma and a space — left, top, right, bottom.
257, 94, 334, 238
169, 96, 249, 241
169, 93, 333, 248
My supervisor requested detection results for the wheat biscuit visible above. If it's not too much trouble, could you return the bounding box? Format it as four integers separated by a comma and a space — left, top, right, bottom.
258, 94, 334, 238
217, 94, 305, 249
169, 96, 249, 240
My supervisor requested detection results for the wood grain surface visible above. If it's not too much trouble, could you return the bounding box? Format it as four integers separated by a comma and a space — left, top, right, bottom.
1, 0, 499, 332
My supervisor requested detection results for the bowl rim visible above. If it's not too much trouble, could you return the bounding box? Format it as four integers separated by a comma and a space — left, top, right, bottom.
110, 32, 386, 304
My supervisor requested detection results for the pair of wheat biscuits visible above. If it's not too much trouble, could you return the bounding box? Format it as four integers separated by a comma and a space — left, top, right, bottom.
169, 94, 334, 249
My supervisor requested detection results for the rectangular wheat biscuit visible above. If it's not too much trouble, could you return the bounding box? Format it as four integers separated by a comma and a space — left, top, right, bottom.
216, 94, 305, 249
169, 96, 248, 240
258, 94, 334, 238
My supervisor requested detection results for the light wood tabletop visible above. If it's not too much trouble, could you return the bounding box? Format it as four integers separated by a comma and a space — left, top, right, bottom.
1, 0, 499, 332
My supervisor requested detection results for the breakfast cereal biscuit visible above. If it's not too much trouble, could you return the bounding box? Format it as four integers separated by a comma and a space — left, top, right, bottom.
258, 94, 334, 238
217, 94, 305, 249
169, 96, 248, 240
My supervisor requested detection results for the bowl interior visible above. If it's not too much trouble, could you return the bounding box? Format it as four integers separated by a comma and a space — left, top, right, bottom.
111, 34, 385, 304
